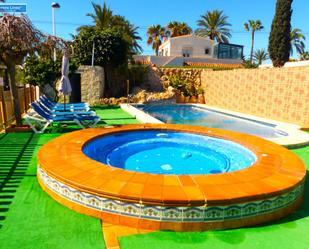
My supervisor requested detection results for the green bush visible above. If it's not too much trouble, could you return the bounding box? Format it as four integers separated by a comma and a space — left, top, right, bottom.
72, 27, 129, 68
22, 56, 61, 87
168, 74, 203, 97
22, 56, 79, 100
242, 59, 258, 69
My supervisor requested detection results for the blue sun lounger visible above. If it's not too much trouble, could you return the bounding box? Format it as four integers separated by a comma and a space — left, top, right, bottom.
25, 102, 101, 133
35, 100, 95, 116
40, 95, 90, 111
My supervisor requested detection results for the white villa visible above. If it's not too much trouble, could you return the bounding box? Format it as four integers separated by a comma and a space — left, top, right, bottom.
134, 34, 244, 67
159, 35, 214, 58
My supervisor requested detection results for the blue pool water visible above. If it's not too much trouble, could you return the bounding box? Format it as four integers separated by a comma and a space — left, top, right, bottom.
135, 105, 288, 139
83, 130, 256, 175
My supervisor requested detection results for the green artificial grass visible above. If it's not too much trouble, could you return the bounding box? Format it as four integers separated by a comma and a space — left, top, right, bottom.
0, 106, 139, 249
119, 145, 309, 249
1, 105, 308, 249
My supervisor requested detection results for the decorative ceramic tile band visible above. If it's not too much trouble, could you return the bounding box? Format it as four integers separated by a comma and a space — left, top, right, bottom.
37, 125, 306, 230
38, 166, 304, 223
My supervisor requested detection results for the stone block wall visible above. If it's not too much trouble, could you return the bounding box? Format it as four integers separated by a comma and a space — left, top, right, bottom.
78, 66, 104, 103
201, 67, 309, 127
152, 68, 207, 89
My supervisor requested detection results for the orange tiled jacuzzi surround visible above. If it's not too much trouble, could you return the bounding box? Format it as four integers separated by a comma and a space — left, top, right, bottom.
37, 124, 306, 231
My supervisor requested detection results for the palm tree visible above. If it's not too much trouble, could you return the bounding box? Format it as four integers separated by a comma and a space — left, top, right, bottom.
253, 49, 269, 65
290, 28, 306, 57
244, 20, 264, 63
111, 15, 142, 54
195, 10, 231, 43
85, 2, 142, 54
147, 25, 166, 56
86, 1, 113, 29
166, 21, 192, 37
300, 51, 309, 60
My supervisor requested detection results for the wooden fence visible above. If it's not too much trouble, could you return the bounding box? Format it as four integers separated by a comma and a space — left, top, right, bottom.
0, 85, 37, 130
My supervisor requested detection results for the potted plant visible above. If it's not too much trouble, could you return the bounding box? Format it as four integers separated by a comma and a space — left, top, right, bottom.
196, 87, 205, 104
168, 75, 188, 103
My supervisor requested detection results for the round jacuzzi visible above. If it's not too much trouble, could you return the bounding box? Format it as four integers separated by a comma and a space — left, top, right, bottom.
83, 130, 256, 175
37, 124, 306, 231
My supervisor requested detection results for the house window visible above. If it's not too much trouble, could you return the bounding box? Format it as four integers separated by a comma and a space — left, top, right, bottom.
205, 48, 210, 55
213, 43, 244, 59
182, 47, 192, 57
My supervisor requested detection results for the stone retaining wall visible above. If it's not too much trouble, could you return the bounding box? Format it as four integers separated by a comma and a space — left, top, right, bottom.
78, 66, 104, 103
158, 68, 205, 88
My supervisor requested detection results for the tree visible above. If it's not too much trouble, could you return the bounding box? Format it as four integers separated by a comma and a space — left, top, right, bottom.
244, 20, 264, 63
195, 10, 231, 43
290, 28, 306, 57
300, 51, 309, 60
268, 0, 293, 67
147, 25, 166, 55
166, 21, 192, 37
111, 15, 142, 54
253, 49, 269, 65
0, 15, 44, 126
73, 27, 129, 67
86, 1, 113, 29
85, 2, 142, 54
72, 27, 129, 93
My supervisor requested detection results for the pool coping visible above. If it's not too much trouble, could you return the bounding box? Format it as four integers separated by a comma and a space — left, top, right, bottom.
37, 124, 306, 230
38, 124, 306, 206
120, 103, 309, 148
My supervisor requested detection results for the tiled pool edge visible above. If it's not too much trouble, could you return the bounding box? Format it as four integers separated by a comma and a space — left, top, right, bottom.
120, 104, 309, 148
37, 125, 306, 231
37, 166, 304, 230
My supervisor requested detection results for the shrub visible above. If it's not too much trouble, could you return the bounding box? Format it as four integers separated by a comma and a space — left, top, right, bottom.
22, 56, 79, 99
168, 74, 203, 97
242, 59, 258, 69
72, 27, 129, 68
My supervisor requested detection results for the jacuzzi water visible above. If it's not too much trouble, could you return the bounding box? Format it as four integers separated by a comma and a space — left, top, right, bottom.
83, 130, 256, 175
135, 104, 288, 139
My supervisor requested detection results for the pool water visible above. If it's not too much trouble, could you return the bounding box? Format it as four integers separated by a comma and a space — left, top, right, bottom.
135, 105, 288, 139
83, 130, 256, 175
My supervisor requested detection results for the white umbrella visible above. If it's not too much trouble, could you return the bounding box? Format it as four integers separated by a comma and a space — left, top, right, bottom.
58, 53, 71, 110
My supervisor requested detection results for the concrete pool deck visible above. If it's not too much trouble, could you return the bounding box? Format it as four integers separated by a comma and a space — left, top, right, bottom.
120, 104, 309, 148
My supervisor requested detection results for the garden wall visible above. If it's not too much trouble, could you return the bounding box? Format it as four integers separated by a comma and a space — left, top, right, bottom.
201, 67, 309, 127
78, 66, 105, 103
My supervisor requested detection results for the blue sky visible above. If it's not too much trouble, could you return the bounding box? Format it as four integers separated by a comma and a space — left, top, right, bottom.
4, 0, 309, 58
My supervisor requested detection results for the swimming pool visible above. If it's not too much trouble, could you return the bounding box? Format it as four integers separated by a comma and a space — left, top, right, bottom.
83, 130, 256, 175
121, 104, 309, 147
135, 104, 286, 138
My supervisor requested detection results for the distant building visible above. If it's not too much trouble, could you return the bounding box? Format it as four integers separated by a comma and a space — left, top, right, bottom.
159, 35, 214, 58
134, 34, 244, 67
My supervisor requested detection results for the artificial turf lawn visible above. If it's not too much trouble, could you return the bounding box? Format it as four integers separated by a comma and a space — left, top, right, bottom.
0, 106, 138, 249
119, 144, 309, 249
0, 105, 308, 249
